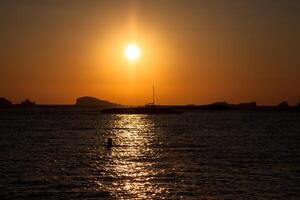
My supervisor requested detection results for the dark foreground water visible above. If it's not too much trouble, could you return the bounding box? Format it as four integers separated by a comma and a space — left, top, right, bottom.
0, 108, 299, 199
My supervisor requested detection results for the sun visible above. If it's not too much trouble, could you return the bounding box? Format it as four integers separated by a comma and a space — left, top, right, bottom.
124, 44, 140, 62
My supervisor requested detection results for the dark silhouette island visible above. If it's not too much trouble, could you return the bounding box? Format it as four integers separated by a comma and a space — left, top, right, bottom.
278, 101, 289, 107
207, 102, 230, 109
0, 97, 12, 108
75, 96, 119, 107
18, 99, 36, 107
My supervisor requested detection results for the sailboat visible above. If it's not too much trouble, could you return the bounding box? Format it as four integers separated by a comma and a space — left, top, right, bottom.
102, 85, 182, 114
145, 85, 157, 107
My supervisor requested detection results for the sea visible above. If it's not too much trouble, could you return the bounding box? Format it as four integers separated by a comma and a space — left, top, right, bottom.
0, 107, 299, 199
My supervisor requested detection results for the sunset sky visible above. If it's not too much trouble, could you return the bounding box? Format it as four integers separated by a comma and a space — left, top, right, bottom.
1, 0, 299, 105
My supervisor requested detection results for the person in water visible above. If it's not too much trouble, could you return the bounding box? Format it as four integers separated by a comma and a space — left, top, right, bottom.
106, 138, 113, 148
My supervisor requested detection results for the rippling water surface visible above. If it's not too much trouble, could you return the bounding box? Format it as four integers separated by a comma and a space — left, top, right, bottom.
0, 108, 300, 199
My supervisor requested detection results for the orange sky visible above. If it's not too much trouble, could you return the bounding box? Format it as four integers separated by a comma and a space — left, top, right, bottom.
0, 0, 299, 105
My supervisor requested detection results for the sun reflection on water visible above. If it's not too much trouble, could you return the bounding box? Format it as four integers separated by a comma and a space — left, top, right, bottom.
95, 115, 167, 199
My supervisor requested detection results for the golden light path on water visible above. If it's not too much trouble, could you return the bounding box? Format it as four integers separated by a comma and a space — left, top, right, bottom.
93, 115, 167, 199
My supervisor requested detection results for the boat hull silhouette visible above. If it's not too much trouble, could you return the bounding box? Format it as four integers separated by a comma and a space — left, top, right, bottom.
102, 107, 182, 114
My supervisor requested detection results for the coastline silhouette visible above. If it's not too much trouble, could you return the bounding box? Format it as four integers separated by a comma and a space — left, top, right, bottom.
0, 97, 12, 108
1, 96, 299, 111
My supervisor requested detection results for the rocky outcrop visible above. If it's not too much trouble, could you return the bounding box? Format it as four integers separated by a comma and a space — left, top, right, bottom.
20, 99, 36, 107
210, 101, 228, 106
207, 101, 229, 109
0, 97, 12, 108
278, 101, 289, 107
75, 96, 119, 107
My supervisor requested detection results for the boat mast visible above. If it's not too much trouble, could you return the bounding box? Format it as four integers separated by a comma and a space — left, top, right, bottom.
152, 85, 155, 105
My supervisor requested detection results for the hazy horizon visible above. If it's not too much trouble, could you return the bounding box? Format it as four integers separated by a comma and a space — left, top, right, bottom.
1, 0, 299, 105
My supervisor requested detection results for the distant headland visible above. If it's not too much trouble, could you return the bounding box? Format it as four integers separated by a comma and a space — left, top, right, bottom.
0, 96, 299, 110
0, 98, 36, 108
75, 96, 120, 107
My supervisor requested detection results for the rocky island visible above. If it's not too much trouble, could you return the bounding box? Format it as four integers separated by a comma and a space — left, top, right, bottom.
75, 96, 119, 107
0, 97, 12, 108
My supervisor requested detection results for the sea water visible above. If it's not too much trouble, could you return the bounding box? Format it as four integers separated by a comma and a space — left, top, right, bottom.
0, 108, 299, 199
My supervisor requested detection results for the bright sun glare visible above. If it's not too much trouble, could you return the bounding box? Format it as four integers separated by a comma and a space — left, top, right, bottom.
124, 44, 140, 62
